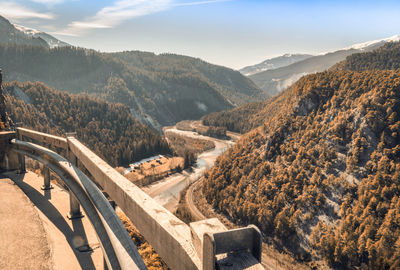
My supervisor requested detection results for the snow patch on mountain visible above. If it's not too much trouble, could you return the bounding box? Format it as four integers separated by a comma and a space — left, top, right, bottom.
345, 34, 400, 51
239, 54, 313, 76
13, 23, 70, 48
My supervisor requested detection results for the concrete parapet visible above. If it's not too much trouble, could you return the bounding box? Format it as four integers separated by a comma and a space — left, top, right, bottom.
16, 128, 68, 150
190, 218, 227, 261
190, 218, 263, 270
67, 137, 201, 270
0, 131, 18, 171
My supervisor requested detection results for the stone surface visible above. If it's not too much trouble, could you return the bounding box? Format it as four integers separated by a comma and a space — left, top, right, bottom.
0, 131, 18, 170
190, 218, 227, 260
5, 171, 105, 270
0, 175, 52, 270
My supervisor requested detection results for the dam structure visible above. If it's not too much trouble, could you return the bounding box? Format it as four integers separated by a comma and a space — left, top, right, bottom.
0, 70, 264, 270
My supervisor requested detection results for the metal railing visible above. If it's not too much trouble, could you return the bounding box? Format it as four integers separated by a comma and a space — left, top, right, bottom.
1, 127, 264, 270
11, 135, 147, 270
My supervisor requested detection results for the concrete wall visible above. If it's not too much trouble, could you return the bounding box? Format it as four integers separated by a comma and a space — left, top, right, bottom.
0, 131, 19, 171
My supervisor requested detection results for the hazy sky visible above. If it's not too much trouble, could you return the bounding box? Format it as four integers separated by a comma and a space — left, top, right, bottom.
1, 0, 400, 69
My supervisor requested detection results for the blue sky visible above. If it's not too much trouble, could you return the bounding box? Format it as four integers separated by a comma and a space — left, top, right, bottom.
0, 0, 399, 69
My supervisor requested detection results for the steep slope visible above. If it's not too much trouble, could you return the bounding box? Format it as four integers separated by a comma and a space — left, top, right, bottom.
0, 16, 49, 47
249, 35, 400, 96
203, 43, 400, 269
202, 92, 287, 134
239, 53, 313, 76
0, 44, 266, 128
4, 81, 171, 167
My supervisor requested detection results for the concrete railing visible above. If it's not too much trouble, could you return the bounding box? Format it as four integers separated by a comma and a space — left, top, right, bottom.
7, 135, 147, 270
2, 128, 264, 270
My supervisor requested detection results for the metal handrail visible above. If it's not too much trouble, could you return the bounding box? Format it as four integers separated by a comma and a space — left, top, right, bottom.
10, 139, 147, 270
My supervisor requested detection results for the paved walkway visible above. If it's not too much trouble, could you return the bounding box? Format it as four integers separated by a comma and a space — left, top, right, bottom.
0, 171, 104, 270
0, 175, 52, 270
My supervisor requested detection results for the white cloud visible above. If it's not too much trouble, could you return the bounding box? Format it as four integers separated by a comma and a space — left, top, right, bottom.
55, 0, 171, 35
55, 0, 231, 36
30, 0, 65, 4
0, 2, 54, 20
174, 0, 231, 7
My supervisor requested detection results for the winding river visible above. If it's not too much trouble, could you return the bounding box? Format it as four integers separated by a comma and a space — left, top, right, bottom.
141, 127, 234, 212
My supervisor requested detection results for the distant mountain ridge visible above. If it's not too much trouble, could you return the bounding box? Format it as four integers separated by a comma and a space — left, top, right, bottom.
0, 44, 266, 129
247, 35, 400, 96
0, 14, 266, 128
0, 15, 69, 48
239, 53, 313, 76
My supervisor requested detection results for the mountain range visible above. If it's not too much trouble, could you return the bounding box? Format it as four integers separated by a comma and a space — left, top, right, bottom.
0, 15, 266, 129
239, 53, 313, 76
244, 35, 400, 96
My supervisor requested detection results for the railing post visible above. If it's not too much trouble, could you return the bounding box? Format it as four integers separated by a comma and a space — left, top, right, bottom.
67, 190, 84, 219
41, 166, 53, 190
16, 126, 26, 174
65, 132, 83, 219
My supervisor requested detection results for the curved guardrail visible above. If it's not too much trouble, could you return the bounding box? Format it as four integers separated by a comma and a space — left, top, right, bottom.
10, 139, 147, 270
1, 128, 264, 270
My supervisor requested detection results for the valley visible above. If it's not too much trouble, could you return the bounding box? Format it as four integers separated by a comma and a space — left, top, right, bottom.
1, 6, 400, 269
142, 122, 234, 213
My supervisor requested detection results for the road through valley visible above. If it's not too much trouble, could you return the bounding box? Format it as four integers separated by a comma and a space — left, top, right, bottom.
141, 126, 234, 212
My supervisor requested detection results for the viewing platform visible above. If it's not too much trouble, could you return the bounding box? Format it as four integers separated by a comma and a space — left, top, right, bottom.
0, 171, 103, 270
0, 128, 264, 270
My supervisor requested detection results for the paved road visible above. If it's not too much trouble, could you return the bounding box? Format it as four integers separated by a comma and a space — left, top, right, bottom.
185, 176, 205, 221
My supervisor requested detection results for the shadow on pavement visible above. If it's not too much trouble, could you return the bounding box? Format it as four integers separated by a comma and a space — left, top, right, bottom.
9, 172, 96, 270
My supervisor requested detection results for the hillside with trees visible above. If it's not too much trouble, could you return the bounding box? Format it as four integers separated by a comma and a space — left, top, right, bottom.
4, 81, 171, 167
0, 43, 266, 128
334, 41, 400, 71
202, 93, 287, 134
202, 43, 400, 269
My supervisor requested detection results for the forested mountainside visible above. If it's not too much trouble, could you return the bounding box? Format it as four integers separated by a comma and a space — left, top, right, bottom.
203, 43, 400, 269
4, 81, 171, 167
334, 42, 400, 71
203, 42, 400, 134
0, 16, 49, 48
0, 44, 266, 128
202, 92, 287, 134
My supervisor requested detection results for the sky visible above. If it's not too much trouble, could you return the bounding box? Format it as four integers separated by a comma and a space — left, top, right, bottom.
0, 0, 400, 69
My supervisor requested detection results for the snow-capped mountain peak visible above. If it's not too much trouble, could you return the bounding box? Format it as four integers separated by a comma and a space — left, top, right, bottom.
13, 24, 41, 36
239, 53, 313, 76
345, 34, 400, 51
12, 22, 70, 48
